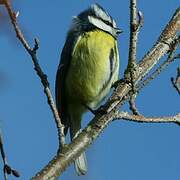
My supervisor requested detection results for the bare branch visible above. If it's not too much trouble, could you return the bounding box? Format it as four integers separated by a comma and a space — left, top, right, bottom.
127, 0, 139, 88
129, 94, 140, 115
2, 0, 65, 148
129, 0, 138, 64
127, 0, 144, 115
128, 0, 143, 66
138, 37, 180, 91
0, 130, 8, 180
113, 111, 180, 125
0, 129, 20, 179
137, 8, 180, 80
171, 66, 180, 95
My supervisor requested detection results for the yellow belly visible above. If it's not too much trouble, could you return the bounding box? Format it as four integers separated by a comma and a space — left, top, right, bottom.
66, 30, 119, 108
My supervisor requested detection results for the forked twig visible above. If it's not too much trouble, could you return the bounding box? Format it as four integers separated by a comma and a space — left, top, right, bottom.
0, 129, 20, 179
137, 36, 180, 92
113, 111, 180, 125
1, 0, 65, 148
171, 66, 180, 95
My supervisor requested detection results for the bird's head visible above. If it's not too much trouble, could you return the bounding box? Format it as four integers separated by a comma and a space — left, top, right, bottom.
71, 3, 122, 38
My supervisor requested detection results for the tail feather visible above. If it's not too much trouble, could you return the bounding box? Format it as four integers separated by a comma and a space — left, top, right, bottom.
71, 129, 88, 175
75, 151, 87, 175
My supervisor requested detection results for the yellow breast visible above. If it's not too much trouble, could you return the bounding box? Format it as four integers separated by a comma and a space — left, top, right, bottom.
66, 30, 119, 108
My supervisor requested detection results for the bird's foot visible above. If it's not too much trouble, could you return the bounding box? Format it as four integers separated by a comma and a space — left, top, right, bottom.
111, 78, 129, 89
83, 104, 107, 115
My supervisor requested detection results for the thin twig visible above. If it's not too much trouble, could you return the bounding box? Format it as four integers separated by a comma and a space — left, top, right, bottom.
137, 37, 180, 91
129, 0, 138, 65
2, 0, 65, 148
171, 66, 180, 95
129, 95, 140, 115
0, 129, 20, 179
128, 2, 144, 67
0, 130, 8, 180
113, 111, 180, 125
127, 0, 144, 114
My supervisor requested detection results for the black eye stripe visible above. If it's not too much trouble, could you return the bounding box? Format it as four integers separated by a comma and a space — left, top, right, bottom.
102, 19, 113, 27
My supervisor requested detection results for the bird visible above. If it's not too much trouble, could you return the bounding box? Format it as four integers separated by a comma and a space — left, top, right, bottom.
55, 3, 122, 176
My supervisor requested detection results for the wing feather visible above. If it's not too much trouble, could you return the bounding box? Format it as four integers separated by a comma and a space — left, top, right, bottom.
55, 31, 81, 135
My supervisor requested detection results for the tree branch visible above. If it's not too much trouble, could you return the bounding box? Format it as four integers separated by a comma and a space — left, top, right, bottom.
127, 0, 143, 115
113, 111, 180, 125
171, 66, 180, 95
1, 0, 65, 148
128, 0, 143, 67
31, 7, 180, 180
137, 37, 180, 91
0, 129, 20, 179
0, 130, 9, 180
129, 0, 138, 65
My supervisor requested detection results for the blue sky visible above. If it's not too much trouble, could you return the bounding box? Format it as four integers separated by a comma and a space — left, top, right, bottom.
0, 1, 179, 180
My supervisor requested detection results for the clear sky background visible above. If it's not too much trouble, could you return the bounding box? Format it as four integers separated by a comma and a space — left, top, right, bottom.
0, 1, 179, 180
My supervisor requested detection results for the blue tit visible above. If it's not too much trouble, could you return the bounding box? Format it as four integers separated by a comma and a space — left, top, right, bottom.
55, 3, 122, 176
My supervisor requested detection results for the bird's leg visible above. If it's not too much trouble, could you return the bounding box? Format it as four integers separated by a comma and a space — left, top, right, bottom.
111, 78, 126, 89
82, 103, 107, 115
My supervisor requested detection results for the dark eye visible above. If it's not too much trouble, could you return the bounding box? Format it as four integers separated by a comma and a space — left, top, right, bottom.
102, 20, 113, 27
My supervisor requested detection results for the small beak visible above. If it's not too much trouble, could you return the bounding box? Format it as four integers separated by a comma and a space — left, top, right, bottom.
115, 27, 123, 34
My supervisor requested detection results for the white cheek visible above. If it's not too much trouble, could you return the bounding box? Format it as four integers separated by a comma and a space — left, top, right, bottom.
88, 16, 114, 35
